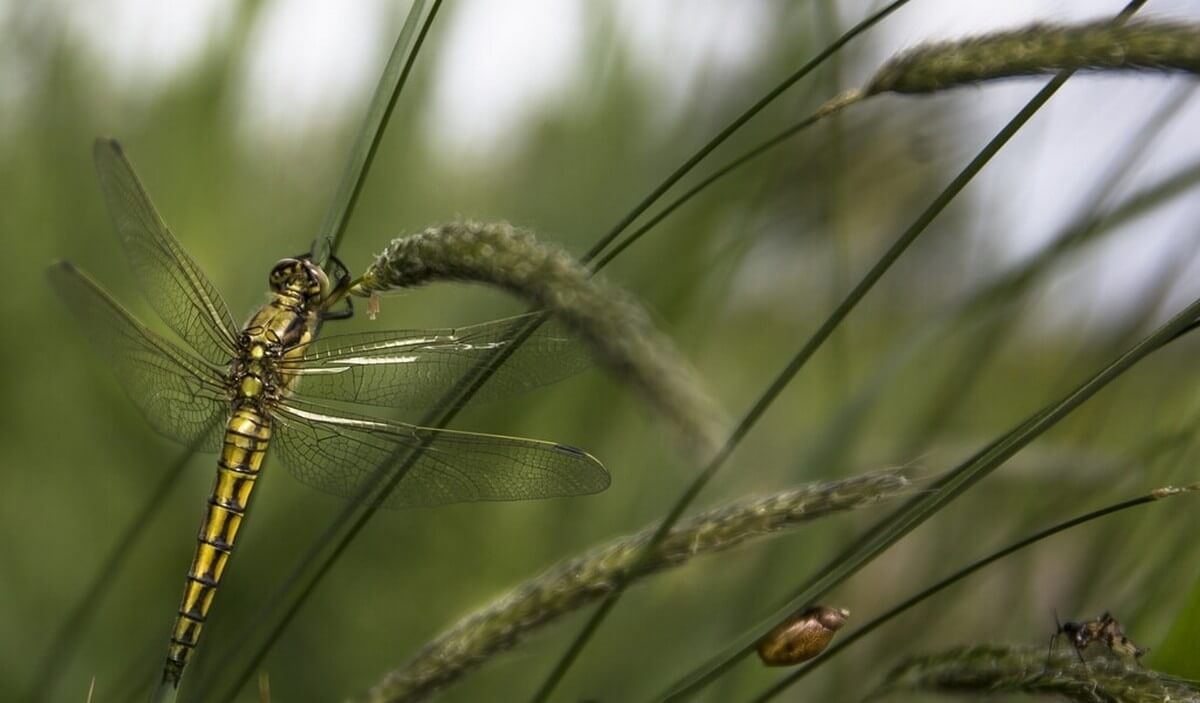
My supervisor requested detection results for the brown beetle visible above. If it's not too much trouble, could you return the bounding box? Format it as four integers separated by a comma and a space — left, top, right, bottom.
757, 605, 850, 666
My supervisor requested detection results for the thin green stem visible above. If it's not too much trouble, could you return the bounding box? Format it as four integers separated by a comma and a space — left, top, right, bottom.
528, 5, 916, 700
192, 4, 445, 701
27, 430, 210, 703
315, 0, 440, 263
591, 111, 825, 272
656, 2, 1151, 698
749, 485, 1198, 701
205, 4, 917, 702
578, 0, 911, 265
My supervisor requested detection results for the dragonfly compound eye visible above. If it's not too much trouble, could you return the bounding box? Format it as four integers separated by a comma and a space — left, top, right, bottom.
301, 260, 331, 300
269, 258, 303, 293
267, 258, 329, 300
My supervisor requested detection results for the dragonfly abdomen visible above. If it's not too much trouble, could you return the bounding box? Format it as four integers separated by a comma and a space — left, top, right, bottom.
163, 405, 272, 687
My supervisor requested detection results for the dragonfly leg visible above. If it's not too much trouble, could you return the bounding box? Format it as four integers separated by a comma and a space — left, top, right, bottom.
320, 253, 355, 320
321, 297, 354, 320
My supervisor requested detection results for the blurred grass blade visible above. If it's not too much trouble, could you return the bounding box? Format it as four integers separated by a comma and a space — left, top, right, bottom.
1154, 571, 1200, 675
361, 471, 916, 703
948, 152, 1200, 327
200, 5, 919, 701
32, 2, 437, 697
33, 3, 441, 696
899, 84, 1195, 455
661, 296, 1197, 700
27, 428, 214, 703
312, 0, 440, 262
535, 24, 1088, 703
654, 2, 1152, 698
183, 3, 445, 700
592, 110, 827, 272
528, 5, 919, 699
664, 243, 1200, 702
579, 0, 912, 264
114, 635, 169, 703
751, 484, 1200, 701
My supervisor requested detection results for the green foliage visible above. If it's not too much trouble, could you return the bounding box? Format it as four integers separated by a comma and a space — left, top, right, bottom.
5, 3, 1200, 702
1153, 573, 1200, 676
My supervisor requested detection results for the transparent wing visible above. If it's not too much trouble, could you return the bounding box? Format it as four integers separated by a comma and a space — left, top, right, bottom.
49, 261, 229, 451
93, 138, 240, 364
270, 398, 609, 508
283, 314, 592, 409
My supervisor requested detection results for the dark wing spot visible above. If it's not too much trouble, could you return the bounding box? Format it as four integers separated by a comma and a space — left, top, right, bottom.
554, 444, 588, 457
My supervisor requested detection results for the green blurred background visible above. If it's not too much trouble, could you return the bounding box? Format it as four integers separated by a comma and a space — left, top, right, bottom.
3, 1, 1200, 701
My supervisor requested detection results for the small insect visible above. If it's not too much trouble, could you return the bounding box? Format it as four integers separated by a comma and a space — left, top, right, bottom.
1048, 611, 1148, 666
757, 605, 850, 666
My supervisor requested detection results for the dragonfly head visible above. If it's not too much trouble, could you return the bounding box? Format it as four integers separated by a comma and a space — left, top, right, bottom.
269, 257, 331, 304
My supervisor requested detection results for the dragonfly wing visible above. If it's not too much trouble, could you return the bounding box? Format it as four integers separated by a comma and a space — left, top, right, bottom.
50, 261, 229, 451
270, 399, 609, 508
284, 314, 591, 409
93, 138, 240, 364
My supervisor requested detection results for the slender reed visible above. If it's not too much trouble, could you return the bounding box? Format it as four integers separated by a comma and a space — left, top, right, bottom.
219, 3, 909, 697
750, 483, 1200, 702
189, 4, 445, 700
352, 221, 727, 460
207, 9, 1200, 703
873, 644, 1200, 703
357, 470, 916, 703
26, 431, 207, 703
602, 20, 1200, 288
657, 2, 1156, 697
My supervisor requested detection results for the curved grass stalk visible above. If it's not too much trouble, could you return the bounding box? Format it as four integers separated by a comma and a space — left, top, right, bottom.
873, 644, 1200, 703
867, 20, 1200, 96
355, 469, 917, 703
808, 21, 1200, 126
663, 288, 1200, 698
654, 3, 1159, 698
352, 221, 727, 459
348, 6, 1200, 700
209, 1, 909, 697
229, 6, 1200, 700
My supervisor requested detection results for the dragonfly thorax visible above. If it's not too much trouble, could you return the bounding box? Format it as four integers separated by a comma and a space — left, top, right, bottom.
230, 262, 328, 406
228, 344, 282, 404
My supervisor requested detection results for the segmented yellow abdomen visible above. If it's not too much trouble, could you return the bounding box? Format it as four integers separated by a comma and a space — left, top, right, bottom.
163, 405, 271, 686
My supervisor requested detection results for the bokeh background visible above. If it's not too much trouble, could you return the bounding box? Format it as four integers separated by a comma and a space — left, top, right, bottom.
3, 1, 1200, 701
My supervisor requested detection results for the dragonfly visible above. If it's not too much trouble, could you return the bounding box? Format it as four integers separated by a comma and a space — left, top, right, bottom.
50, 138, 609, 689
